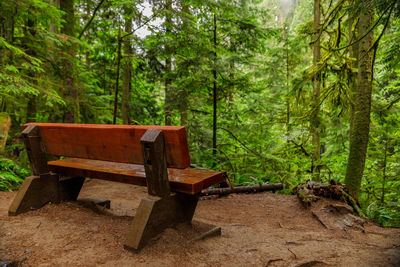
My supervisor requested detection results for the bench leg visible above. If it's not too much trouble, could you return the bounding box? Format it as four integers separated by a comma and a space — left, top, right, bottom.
8, 174, 84, 216
58, 176, 85, 201
124, 193, 198, 252
8, 174, 59, 216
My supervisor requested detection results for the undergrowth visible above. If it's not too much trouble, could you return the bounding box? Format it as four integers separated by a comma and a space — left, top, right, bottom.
0, 156, 29, 191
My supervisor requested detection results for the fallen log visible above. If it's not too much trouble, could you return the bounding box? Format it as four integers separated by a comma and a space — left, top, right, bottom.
200, 183, 283, 196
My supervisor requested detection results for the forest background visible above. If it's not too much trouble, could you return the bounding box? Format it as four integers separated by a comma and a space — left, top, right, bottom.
0, 0, 399, 227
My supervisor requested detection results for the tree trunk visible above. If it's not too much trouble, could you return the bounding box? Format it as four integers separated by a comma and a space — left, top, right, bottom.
0, 113, 11, 153
122, 7, 133, 125
381, 127, 388, 204
344, 5, 374, 198
348, 16, 359, 138
85, 0, 91, 69
164, 0, 172, 125
212, 13, 217, 158
25, 15, 37, 123
60, 0, 78, 123
0, 3, 14, 44
113, 28, 122, 124
311, 0, 321, 181
179, 91, 188, 126
179, 1, 189, 126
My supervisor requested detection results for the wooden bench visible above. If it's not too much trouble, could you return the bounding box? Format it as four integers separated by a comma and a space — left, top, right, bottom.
9, 123, 224, 251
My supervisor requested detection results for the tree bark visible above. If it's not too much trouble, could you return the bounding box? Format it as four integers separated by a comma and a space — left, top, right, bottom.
212, 13, 217, 158
113, 28, 122, 124
60, 0, 78, 123
344, 5, 374, 197
311, 0, 321, 181
85, 0, 91, 69
179, 1, 189, 126
122, 7, 133, 125
164, 0, 172, 125
25, 15, 37, 123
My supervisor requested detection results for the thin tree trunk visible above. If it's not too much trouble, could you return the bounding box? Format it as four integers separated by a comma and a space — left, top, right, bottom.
85, 0, 91, 69
179, 2, 189, 126
25, 15, 37, 123
212, 13, 217, 158
344, 5, 374, 197
122, 7, 133, 125
285, 30, 290, 142
60, 0, 78, 123
113, 28, 122, 124
311, 0, 321, 181
179, 91, 188, 126
164, 0, 172, 125
381, 126, 388, 204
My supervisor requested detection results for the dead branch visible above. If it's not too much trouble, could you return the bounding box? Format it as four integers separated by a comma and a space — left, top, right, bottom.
201, 183, 283, 196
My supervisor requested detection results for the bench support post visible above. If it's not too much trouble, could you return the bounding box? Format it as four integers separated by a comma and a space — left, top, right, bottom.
8, 175, 85, 216
124, 129, 198, 252
124, 193, 198, 251
9, 124, 84, 215
8, 174, 59, 216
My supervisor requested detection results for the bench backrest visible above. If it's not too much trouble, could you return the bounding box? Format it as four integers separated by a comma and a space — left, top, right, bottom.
24, 123, 190, 169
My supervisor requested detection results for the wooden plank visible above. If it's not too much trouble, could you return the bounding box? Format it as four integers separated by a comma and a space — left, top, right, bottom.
47, 158, 224, 195
140, 129, 170, 197
22, 125, 49, 175
24, 123, 190, 169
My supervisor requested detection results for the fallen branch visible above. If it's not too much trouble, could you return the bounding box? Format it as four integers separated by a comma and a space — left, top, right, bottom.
201, 183, 283, 196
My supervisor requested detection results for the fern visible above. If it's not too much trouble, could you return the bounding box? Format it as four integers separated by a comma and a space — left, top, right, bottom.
0, 156, 29, 191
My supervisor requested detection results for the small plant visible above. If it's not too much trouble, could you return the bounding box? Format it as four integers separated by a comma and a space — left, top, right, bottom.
0, 156, 29, 191
366, 202, 400, 228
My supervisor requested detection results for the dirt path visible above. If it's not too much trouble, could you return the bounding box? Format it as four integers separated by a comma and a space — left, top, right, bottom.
1, 179, 399, 267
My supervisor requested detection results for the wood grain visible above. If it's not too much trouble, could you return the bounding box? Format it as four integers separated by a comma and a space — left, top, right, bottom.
22, 125, 49, 175
47, 158, 224, 195
24, 123, 190, 169
140, 129, 170, 197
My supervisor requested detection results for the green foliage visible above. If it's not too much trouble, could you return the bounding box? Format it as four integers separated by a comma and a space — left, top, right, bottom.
366, 202, 400, 227
0, 156, 29, 191
0, 0, 399, 227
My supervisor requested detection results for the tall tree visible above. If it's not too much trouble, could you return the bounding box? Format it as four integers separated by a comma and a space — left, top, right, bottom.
60, 0, 78, 122
311, 0, 321, 181
164, 0, 173, 125
344, 2, 375, 197
122, 6, 133, 125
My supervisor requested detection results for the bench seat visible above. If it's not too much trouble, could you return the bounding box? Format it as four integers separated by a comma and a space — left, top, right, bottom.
48, 158, 224, 195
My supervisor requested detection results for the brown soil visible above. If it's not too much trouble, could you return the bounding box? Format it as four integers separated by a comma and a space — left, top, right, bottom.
1, 179, 399, 267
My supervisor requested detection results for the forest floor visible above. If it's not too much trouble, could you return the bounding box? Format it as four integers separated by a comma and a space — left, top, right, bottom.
1, 179, 399, 267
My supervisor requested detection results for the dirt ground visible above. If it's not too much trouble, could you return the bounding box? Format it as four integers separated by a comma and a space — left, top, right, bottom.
1, 179, 399, 267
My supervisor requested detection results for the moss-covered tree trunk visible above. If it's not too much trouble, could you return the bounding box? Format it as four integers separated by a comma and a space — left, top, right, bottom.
122, 6, 133, 125
0, 113, 11, 153
311, 0, 321, 181
344, 5, 374, 198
